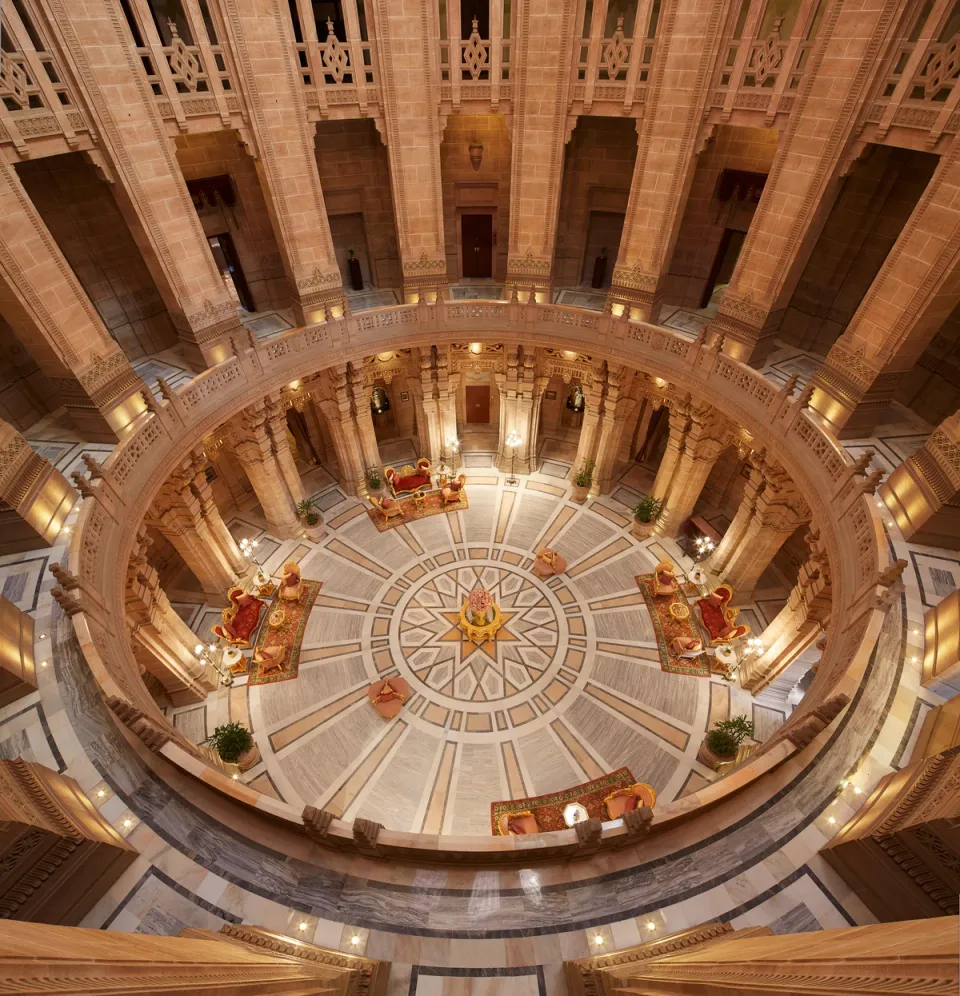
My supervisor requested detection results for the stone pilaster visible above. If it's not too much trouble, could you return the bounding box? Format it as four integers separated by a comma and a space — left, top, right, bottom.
0, 160, 146, 441
740, 534, 832, 695
505, 0, 576, 293
653, 407, 727, 536
315, 367, 365, 497
879, 409, 960, 551
703, 0, 903, 364
570, 361, 605, 483
710, 453, 811, 598
0, 759, 138, 926
0, 420, 76, 556
218, 0, 345, 322
125, 529, 217, 705
263, 395, 307, 510
52, 1, 244, 370
184, 448, 246, 577
810, 145, 960, 437
370, 1, 447, 299
607, 0, 731, 318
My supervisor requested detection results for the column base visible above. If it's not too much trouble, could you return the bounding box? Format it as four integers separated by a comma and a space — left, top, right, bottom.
295, 276, 348, 325
809, 363, 897, 439
401, 254, 448, 303
175, 307, 245, 372
704, 300, 783, 367
606, 269, 661, 322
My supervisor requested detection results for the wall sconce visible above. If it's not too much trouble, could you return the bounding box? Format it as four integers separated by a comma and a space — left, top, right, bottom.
469, 141, 483, 171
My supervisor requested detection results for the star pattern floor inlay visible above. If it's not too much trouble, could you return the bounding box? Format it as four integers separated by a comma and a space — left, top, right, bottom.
395, 564, 565, 705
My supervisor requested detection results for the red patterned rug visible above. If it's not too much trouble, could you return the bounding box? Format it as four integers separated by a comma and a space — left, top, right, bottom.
249, 580, 322, 685
366, 488, 469, 532
636, 574, 711, 678
491, 767, 635, 835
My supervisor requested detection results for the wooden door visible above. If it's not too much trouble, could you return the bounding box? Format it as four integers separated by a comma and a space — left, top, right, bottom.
461, 214, 493, 279
465, 385, 490, 423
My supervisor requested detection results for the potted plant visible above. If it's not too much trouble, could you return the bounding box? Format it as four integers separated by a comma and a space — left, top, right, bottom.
571, 459, 595, 504
632, 493, 662, 539
697, 715, 755, 771
201, 721, 260, 774
296, 498, 325, 541
366, 466, 383, 495
347, 248, 364, 291
591, 246, 608, 289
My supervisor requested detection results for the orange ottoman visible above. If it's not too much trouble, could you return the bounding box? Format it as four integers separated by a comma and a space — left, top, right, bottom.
368, 676, 410, 718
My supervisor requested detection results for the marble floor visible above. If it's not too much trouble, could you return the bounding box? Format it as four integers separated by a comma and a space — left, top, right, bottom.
168, 457, 784, 833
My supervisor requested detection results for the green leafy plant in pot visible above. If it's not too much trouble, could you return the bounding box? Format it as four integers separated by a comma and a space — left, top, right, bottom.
631, 492, 662, 539
571, 459, 595, 504
202, 722, 253, 763
296, 498, 321, 526
705, 715, 754, 758
366, 466, 383, 492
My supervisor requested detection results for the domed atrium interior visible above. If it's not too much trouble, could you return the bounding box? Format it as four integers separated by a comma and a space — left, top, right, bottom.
0, 0, 959, 992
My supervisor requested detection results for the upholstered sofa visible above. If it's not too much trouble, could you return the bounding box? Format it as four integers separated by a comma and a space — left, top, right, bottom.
695, 583, 750, 644
385, 459, 432, 497
212, 587, 265, 647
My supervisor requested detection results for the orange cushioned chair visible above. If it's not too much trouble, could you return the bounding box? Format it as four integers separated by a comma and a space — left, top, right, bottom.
603, 782, 657, 821
498, 810, 540, 835
653, 560, 678, 597
441, 473, 467, 505
385, 458, 432, 497
253, 644, 286, 676
369, 495, 402, 524
695, 583, 750, 644
212, 587, 265, 648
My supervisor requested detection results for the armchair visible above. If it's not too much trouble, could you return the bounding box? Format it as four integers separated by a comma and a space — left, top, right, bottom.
652, 560, 678, 597
279, 561, 302, 603
369, 495, 402, 524
441, 473, 467, 505
497, 810, 540, 835
603, 782, 657, 821
211, 587, 265, 648
695, 583, 750, 644
253, 644, 286, 676
384, 458, 432, 497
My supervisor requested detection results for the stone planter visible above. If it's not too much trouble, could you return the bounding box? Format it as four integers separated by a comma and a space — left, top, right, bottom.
302, 519, 325, 542
237, 743, 261, 772
571, 483, 590, 504
632, 516, 656, 539
696, 738, 735, 771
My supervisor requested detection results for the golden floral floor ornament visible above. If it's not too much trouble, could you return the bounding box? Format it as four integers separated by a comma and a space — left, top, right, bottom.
636, 573, 711, 678
366, 487, 468, 532
491, 767, 636, 834
249, 580, 322, 685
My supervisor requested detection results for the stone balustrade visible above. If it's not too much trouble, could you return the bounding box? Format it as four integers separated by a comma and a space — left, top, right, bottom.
65, 298, 889, 864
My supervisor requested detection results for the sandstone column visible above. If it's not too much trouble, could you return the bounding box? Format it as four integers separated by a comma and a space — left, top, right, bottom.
880, 408, 960, 550
51, 0, 244, 369
183, 449, 246, 577
419, 349, 444, 463
607, 0, 732, 318
0, 420, 76, 556
126, 529, 217, 705
349, 365, 382, 477
654, 404, 728, 537
496, 347, 537, 474
709, 454, 811, 598
0, 594, 37, 707
594, 367, 641, 495
263, 396, 307, 510
227, 402, 302, 538
0, 160, 146, 441
740, 534, 832, 695
704, 0, 904, 363
810, 146, 960, 436
505, 0, 577, 293
314, 367, 366, 496
146, 470, 241, 597
570, 362, 605, 482
218, 0, 346, 322
370, 1, 447, 299
650, 402, 689, 503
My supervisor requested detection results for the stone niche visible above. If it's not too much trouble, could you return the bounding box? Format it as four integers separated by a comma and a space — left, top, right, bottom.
0, 759, 138, 924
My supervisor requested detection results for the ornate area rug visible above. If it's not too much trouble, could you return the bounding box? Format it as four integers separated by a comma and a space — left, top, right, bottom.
366, 488, 469, 532
636, 574, 711, 678
491, 767, 635, 834
249, 580, 322, 685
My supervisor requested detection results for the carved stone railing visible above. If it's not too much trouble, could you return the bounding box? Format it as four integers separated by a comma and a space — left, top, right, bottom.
65, 298, 889, 864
